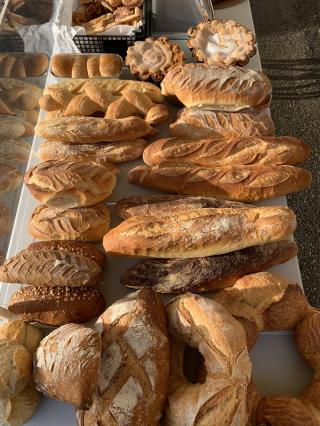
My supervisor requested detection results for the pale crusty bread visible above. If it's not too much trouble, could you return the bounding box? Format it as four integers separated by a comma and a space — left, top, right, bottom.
0, 116, 34, 138
77, 289, 169, 426
0, 164, 23, 197
0, 138, 31, 167
34, 324, 101, 409
169, 107, 275, 140
29, 203, 110, 242
161, 63, 272, 110
143, 136, 310, 167
128, 163, 312, 202
35, 116, 156, 144
0, 202, 11, 237
24, 158, 119, 208
165, 294, 251, 425
103, 206, 296, 258
0, 53, 49, 77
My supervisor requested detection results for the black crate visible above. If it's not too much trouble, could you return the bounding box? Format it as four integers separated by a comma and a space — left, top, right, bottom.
0, 33, 24, 52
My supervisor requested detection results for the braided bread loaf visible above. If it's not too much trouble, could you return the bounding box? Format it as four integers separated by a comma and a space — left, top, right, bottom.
0, 53, 49, 77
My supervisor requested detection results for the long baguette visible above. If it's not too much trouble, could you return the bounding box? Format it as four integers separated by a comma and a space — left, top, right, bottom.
143, 136, 310, 167
128, 163, 312, 202
103, 206, 296, 258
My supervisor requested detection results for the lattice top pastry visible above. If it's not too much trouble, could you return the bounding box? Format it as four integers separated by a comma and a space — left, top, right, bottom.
126, 37, 185, 82
188, 19, 256, 66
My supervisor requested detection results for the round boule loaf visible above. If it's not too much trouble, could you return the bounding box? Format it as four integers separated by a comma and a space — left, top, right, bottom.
0, 320, 42, 355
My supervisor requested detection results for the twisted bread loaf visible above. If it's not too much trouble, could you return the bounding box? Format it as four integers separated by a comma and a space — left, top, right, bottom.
165, 293, 251, 425
161, 63, 272, 111
0, 53, 49, 77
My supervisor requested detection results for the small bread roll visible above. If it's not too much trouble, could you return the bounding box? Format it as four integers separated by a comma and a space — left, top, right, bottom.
0, 340, 32, 398
0, 320, 42, 355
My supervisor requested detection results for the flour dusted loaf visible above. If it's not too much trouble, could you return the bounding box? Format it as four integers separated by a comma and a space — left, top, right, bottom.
24, 158, 119, 208
77, 289, 170, 426
34, 323, 101, 409
103, 206, 296, 258
165, 293, 251, 425
161, 63, 272, 110
121, 240, 298, 293
143, 136, 310, 167
128, 163, 311, 202
29, 203, 110, 242
36, 116, 156, 143
169, 107, 275, 140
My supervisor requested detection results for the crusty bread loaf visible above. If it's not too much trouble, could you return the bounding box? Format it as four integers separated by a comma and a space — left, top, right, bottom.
51, 53, 122, 78
116, 194, 249, 219
161, 63, 272, 110
128, 163, 312, 201
38, 139, 148, 163
24, 158, 119, 208
36, 116, 156, 143
29, 203, 110, 242
0, 78, 42, 110
77, 289, 170, 426
169, 107, 275, 139
143, 136, 310, 167
0, 202, 11, 236
0, 139, 31, 167
0, 116, 34, 138
0, 164, 22, 197
165, 294, 251, 425
121, 240, 298, 293
103, 206, 296, 258
8, 286, 106, 326
34, 323, 101, 409
0, 53, 49, 77
0, 319, 42, 355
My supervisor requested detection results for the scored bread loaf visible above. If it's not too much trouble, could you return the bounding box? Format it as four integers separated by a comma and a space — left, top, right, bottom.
103, 206, 296, 258
121, 240, 298, 293
34, 323, 101, 409
0, 139, 31, 167
161, 63, 272, 110
8, 286, 106, 326
116, 194, 249, 219
0, 53, 49, 77
143, 136, 310, 167
169, 107, 275, 140
29, 203, 110, 242
51, 53, 122, 78
0, 164, 22, 197
24, 158, 119, 208
38, 139, 148, 163
35, 116, 156, 143
128, 163, 312, 201
77, 289, 170, 426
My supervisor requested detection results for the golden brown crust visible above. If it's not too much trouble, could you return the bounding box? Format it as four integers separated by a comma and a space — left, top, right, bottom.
0, 53, 49, 77
0, 139, 31, 167
0, 116, 34, 138
0, 203, 11, 237
103, 206, 296, 258
296, 310, 320, 370
128, 163, 312, 202
0, 164, 22, 197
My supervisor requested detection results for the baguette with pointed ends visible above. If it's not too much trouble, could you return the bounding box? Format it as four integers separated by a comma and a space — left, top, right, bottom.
116, 194, 249, 219
128, 163, 312, 201
161, 63, 272, 111
103, 206, 296, 258
29, 203, 110, 242
34, 324, 101, 409
35, 116, 156, 143
143, 136, 310, 167
0, 248, 103, 287
38, 139, 148, 163
76, 289, 170, 426
121, 240, 298, 293
8, 286, 106, 326
169, 107, 275, 140
165, 294, 251, 425
24, 159, 119, 208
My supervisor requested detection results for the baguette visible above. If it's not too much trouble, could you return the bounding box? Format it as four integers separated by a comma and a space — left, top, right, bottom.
29, 203, 110, 242
8, 286, 106, 326
169, 107, 275, 140
116, 194, 249, 219
143, 136, 310, 167
161, 63, 272, 110
103, 206, 296, 258
38, 139, 148, 163
24, 159, 119, 208
35, 116, 156, 144
121, 240, 298, 293
128, 163, 312, 201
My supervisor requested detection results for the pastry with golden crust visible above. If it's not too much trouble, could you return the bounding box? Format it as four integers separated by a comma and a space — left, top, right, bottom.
126, 37, 185, 82
188, 19, 256, 66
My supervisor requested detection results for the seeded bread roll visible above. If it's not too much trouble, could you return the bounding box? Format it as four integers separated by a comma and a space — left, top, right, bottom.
34, 324, 101, 409
29, 203, 110, 242
8, 286, 106, 326
128, 163, 312, 202
103, 206, 296, 258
